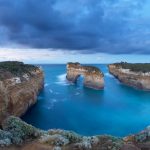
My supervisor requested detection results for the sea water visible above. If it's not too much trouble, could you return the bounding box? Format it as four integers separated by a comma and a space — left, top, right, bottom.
22, 64, 150, 137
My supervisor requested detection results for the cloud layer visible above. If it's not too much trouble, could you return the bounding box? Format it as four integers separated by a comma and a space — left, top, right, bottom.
0, 0, 150, 54
1, 49, 150, 64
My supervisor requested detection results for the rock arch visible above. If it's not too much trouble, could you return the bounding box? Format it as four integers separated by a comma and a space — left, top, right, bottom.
66, 62, 104, 89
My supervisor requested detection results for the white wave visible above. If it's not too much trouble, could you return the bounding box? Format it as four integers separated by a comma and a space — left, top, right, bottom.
55, 73, 70, 85
49, 89, 53, 93
105, 73, 113, 78
44, 99, 57, 110
75, 92, 80, 96
44, 83, 49, 87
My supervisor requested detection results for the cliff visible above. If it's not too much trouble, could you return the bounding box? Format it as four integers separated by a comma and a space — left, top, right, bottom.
0, 61, 44, 124
108, 62, 150, 90
1, 116, 150, 150
66, 62, 104, 89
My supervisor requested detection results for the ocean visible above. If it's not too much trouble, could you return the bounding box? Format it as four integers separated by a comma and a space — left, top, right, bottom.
22, 64, 150, 137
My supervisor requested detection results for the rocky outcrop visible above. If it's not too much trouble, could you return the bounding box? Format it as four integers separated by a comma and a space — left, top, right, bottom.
66, 62, 104, 89
0, 61, 44, 124
108, 63, 150, 90
1, 116, 150, 150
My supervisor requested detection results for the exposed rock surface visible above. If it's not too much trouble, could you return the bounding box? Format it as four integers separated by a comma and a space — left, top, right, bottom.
0, 61, 44, 124
1, 116, 150, 150
66, 62, 104, 89
108, 62, 150, 90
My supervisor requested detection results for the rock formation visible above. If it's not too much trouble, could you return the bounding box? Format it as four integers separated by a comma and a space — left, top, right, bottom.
66, 62, 104, 89
1, 116, 150, 150
0, 61, 44, 124
0, 61, 150, 149
109, 62, 150, 90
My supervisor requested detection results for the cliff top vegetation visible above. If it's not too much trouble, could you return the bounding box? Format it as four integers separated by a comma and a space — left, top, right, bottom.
112, 62, 150, 73
0, 61, 39, 80
67, 62, 103, 76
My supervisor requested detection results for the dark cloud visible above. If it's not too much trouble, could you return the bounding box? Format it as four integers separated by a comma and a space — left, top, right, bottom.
0, 0, 149, 54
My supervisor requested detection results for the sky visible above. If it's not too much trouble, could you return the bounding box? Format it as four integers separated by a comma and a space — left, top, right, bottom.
0, 0, 150, 63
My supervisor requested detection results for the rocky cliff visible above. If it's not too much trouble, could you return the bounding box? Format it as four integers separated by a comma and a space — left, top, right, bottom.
66, 62, 104, 89
108, 62, 150, 90
0, 61, 44, 124
1, 116, 150, 150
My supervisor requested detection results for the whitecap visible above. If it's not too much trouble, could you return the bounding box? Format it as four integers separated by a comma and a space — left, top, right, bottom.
44, 83, 49, 87
55, 73, 70, 85
75, 92, 80, 96
49, 89, 53, 93
105, 73, 113, 78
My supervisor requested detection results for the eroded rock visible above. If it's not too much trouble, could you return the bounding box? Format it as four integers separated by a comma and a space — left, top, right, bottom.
108, 62, 150, 90
0, 61, 44, 124
66, 62, 104, 89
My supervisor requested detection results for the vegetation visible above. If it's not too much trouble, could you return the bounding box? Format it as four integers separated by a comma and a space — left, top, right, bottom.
0, 129, 12, 146
48, 129, 82, 143
2, 116, 42, 145
113, 62, 150, 73
0, 61, 39, 80
0, 116, 124, 149
83, 65, 101, 73
67, 62, 103, 75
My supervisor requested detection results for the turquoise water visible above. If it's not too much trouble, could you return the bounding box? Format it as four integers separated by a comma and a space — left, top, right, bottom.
22, 64, 150, 137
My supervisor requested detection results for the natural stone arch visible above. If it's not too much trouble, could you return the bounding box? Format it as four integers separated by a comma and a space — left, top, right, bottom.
66, 62, 104, 90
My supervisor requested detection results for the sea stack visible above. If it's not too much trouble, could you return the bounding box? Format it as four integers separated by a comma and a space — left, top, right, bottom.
108, 62, 150, 90
0, 61, 44, 124
66, 62, 104, 89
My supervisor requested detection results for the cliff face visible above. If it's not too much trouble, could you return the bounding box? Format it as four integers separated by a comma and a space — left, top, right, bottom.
0, 61, 44, 124
66, 63, 104, 89
109, 64, 150, 90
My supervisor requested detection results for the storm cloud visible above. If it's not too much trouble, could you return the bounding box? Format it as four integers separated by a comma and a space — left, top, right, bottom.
0, 0, 150, 54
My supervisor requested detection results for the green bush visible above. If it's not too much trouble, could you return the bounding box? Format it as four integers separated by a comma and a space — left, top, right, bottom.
0, 129, 12, 147
0, 61, 39, 80
2, 116, 42, 145
113, 62, 150, 73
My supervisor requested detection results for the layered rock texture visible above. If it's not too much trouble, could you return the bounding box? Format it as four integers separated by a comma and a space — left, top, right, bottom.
109, 62, 150, 90
0, 61, 44, 124
66, 62, 104, 89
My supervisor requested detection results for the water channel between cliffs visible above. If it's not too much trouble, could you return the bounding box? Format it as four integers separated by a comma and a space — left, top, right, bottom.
22, 64, 150, 137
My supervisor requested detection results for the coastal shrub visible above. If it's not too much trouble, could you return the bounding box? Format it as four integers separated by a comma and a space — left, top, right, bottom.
48, 129, 82, 143
95, 135, 123, 150
2, 116, 42, 145
113, 62, 150, 73
134, 126, 150, 142
40, 134, 69, 146
0, 61, 39, 80
53, 146, 62, 150
75, 136, 93, 149
0, 129, 12, 147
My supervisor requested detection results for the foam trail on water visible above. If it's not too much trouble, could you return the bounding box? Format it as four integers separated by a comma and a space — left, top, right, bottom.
49, 89, 53, 93
55, 73, 70, 85
105, 73, 113, 78
75, 92, 80, 96
44, 83, 49, 87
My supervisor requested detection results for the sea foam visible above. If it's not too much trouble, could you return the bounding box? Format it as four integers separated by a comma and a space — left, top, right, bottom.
55, 73, 70, 85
